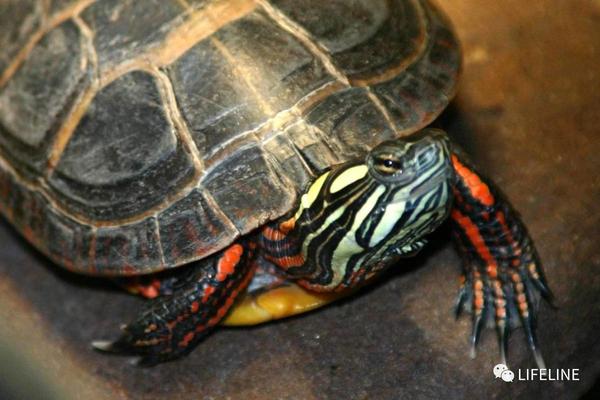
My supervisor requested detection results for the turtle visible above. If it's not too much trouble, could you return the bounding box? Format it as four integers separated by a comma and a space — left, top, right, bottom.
0, 0, 553, 367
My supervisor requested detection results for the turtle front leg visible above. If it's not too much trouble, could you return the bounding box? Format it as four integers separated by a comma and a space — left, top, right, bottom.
450, 153, 553, 368
93, 242, 256, 366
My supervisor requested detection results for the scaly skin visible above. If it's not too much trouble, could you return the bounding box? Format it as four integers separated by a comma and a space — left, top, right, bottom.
450, 154, 553, 368
94, 130, 552, 367
94, 242, 257, 366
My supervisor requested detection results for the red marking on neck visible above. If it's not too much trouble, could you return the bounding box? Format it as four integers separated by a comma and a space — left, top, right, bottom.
265, 254, 305, 269
451, 155, 494, 206
279, 218, 296, 234
263, 226, 285, 241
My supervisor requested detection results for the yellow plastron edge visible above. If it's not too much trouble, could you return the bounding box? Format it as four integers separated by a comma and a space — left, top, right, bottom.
221, 283, 348, 326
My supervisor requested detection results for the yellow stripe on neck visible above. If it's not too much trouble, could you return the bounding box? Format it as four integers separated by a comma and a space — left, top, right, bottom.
329, 165, 368, 193
294, 171, 330, 219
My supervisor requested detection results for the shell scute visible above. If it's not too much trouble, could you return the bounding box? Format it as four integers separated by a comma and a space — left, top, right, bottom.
157, 188, 237, 267
48, 70, 196, 221
202, 145, 295, 233
92, 217, 163, 275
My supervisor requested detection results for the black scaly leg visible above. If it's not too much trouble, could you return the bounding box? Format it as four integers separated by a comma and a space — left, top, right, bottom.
115, 263, 213, 299
93, 241, 256, 366
449, 152, 554, 368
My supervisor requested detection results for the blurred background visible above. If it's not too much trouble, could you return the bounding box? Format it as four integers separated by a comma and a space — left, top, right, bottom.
0, 0, 599, 399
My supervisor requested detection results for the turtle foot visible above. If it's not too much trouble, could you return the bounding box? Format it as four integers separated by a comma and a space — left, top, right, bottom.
455, 250, 553, 369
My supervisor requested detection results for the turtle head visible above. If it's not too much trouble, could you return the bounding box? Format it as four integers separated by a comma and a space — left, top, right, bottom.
288, 129, 454, 290
358, 128, 454, 255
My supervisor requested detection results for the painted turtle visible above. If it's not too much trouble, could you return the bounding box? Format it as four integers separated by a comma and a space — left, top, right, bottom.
0, 0, 552, 366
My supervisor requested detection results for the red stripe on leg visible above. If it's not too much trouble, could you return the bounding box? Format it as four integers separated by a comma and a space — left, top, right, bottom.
203, 264, 256, 330
451, 209, 498, 278
215, 244, 243, 281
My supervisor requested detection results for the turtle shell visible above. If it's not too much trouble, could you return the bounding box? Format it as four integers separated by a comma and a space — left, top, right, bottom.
0, 0, 460, 276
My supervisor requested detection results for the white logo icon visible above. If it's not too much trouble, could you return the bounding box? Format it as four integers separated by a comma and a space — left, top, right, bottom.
493, 364, 514, 382
493, 364, 508, 378
501, 370, 515, 382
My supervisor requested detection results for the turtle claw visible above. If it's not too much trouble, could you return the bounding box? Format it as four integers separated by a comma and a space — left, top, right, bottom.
469, 313, 483, 353
91, 340, 117, 352
92, 334, 151, 357
94, 350, 160, 368
92, 338, 163, 367
518, 282, 547, 369
468, 329, 478, 359
520, 311, 546, 369
453, 276, 468, 320
532, 347, 546, 370
496, 321, 509, 368
532, 278, 554, 303
92, 320, 187, 366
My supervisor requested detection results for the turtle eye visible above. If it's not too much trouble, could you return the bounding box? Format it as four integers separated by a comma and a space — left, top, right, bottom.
373, 155, 404, 176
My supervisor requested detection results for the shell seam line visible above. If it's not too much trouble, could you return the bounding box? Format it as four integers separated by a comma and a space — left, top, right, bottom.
361, 0, 431, 137
0, 0, 97, 88
72, 15, 99, 83
365, 89, 401, 135
45, 13, 100, 177
203, 79, 345, 162
257, 0, 400, 136
151, 66, 205, 172
98, 0, 258, 87
201, 189, 240, 236
175, 0, 193, 11
153, 217, 167, 268
271, 130, 316, 177
210, 36, 275, 116
256, 0, 350, 86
